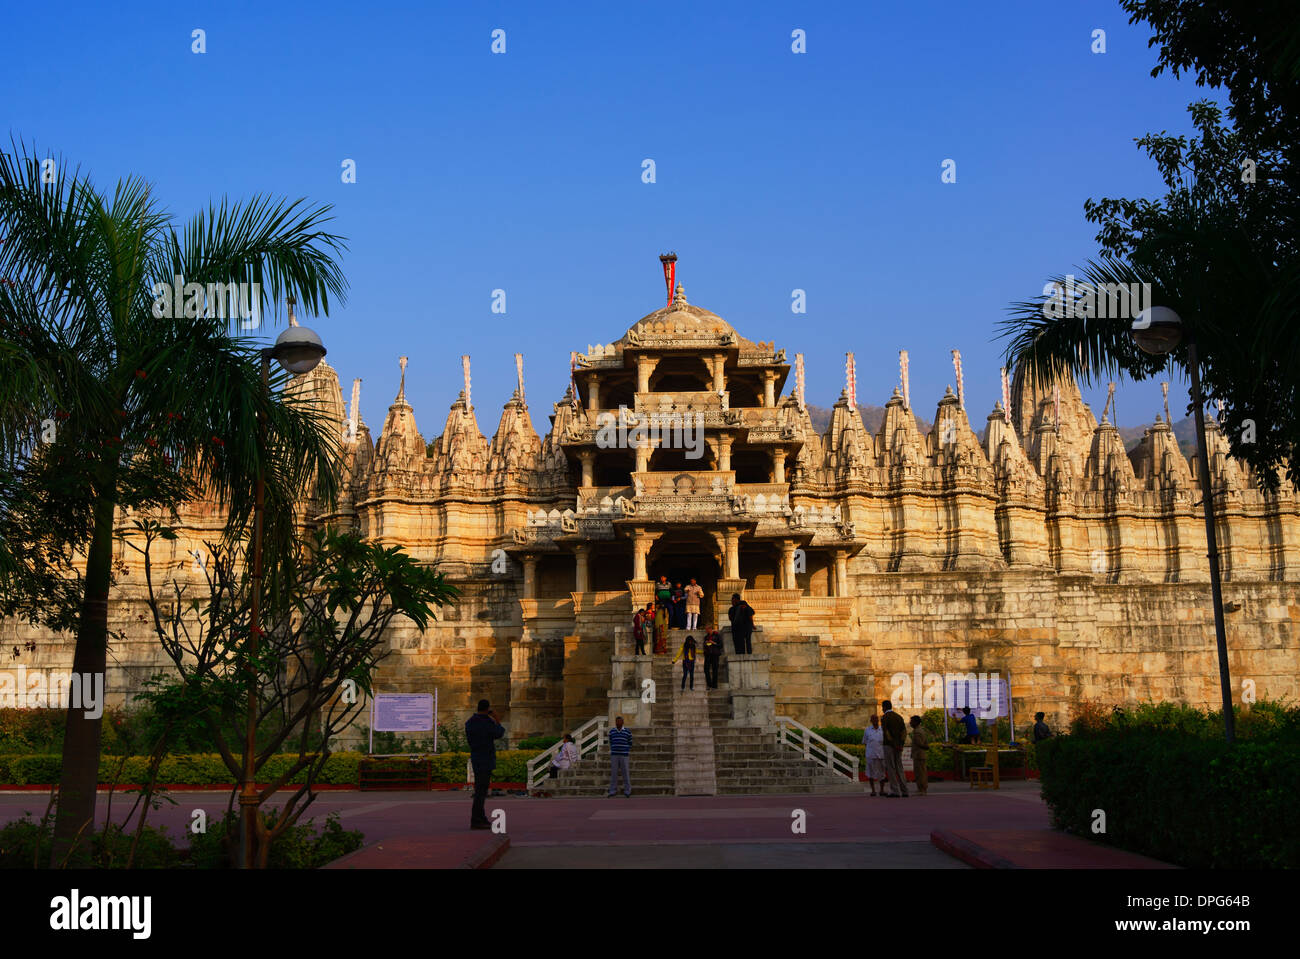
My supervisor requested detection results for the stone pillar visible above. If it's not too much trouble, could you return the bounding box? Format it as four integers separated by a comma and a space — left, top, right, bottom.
762, 370, 777, 408
587, 374, 601, 411
636, 356, 659, 393
635, 440, 651, 474
574, 544, 590, 593
780, 540, 797, 589
717, 435, 733, 472
724, 529, 741, 579
631, 528, 661, 581
833, 549, 849, 597
772, 450, 786, 483
522, 555, 538, 598
578, 450, 595, 487
712, 353, 727, 393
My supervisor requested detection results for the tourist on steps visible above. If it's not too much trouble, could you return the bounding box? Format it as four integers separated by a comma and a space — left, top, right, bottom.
632, 605, 649, 655
672, 635, 697, 690
653, 603, 669, 654
607, 716, 633, 797
655, 575, 672, 611
862, 714, 886, 796
702, 628, 723, 689
727, 593, 755, 654
671, 582, 687, 628
549, 733, 579, 778
881, 700, 909, 798
909, 715, 930, 795
465, 699, 506, 828
684, 578, 704, 630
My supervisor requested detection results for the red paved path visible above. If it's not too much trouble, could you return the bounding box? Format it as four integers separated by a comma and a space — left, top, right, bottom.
0, 781, 1172, 868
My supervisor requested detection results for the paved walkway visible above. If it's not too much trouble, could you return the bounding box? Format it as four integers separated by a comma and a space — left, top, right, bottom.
0, 780, 1170, 868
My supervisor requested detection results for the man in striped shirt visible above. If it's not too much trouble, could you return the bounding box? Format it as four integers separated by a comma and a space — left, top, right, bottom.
607, 716, 633, 797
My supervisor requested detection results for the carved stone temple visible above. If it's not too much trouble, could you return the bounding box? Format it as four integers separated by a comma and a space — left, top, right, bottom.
6, 282, 1300, 739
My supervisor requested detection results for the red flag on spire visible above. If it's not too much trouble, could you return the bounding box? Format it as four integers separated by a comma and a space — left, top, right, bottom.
659, 252, 677, 307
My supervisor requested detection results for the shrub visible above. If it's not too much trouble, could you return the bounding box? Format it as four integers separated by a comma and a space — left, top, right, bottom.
810, 726, 861, 745
187, 811, 363, 869
517, 735, 561, 750
0, 814, 179, 869
1037, 728, 1300, 868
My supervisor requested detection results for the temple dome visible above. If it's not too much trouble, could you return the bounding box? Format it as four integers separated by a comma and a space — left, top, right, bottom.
619, 284, 756, 349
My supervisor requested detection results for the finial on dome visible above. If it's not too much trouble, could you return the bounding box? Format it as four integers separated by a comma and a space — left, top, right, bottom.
462, 354, 472, 411
514, 352, 525, 405
396, 356, 408, 402
672, 283, 687, 308
287, 296, 299, 327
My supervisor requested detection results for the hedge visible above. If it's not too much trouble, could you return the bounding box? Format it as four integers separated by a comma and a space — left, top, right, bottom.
0, 749, 545, 787
1037, 730, 1300, 868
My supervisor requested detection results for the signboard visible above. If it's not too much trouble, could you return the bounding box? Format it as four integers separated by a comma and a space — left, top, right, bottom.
945, 676, 1009, 720
372, 693, 435, 732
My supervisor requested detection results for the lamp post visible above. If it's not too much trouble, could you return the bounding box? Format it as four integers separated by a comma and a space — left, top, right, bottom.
241, 301, 327, 868
1131, 306, 1234, 743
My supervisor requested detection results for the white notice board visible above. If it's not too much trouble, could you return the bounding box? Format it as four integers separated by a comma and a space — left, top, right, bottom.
372, 693, 435, 732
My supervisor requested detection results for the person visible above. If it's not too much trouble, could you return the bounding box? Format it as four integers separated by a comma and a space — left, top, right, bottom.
880, 699, 909, 798
909, 715, 930, 796
1032, 711, 1053, 744
549, 733, 579, 778
959, 706, 981, 744
632, 605, 647, 656
670, 582, 686, 628
672, 635, 697, 690
701, 627, 723, 689
653, 602, 669, 654
607, 716, 633, 797
465, 699, 505, 828
684, 578, 705, 630
862, 714, 886, 796
654, 575, 672, 612
727, 593, 755, 654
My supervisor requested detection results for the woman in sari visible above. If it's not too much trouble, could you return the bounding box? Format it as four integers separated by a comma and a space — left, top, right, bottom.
653, 602, 669, 654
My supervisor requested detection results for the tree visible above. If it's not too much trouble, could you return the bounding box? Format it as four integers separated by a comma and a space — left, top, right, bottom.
0, 142, 348, 865
132, 522, 459, 868
1000, 97, 1298, 489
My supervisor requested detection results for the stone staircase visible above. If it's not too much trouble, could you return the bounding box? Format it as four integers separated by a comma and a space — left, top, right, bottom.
544, 648, 858, 797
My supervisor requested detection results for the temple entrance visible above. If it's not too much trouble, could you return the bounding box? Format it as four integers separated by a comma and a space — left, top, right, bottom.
647, 535, 721, 629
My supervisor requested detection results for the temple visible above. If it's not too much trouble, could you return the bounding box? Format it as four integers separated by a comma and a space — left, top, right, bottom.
6, 275, 1300, 741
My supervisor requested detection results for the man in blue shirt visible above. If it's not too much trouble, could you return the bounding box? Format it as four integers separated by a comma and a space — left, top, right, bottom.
607, 716, 633, 797
465, 699, 505, 829
960, 706, 981, 745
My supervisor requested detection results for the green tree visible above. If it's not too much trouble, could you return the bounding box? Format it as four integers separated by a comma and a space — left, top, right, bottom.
0, 142, 347, 865
133, 523, 458, 867
1000, 95, 1298, 488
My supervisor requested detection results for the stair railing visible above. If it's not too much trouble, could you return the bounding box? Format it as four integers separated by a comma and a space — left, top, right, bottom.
774, 715, 860, 782
526, 714, 608, 792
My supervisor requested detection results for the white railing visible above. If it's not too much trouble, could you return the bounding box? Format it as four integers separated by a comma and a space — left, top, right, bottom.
775, 715, 860, 782
525, 715, 608, 792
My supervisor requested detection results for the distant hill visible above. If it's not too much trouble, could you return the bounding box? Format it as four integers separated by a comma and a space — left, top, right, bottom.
1120, 417, 1196, 458
806, 403, 933, 437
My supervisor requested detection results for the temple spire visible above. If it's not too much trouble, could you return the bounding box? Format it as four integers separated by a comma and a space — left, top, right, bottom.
845, 352, 857, 413
287, 295, 299, 327
515, 352, 525, 404
795, 353, 806, 413
396, 356, 408, 403
951, 349, 965, 411
348, 377, 361, 440
899, 350, 910, 411
462, 354, 472, 410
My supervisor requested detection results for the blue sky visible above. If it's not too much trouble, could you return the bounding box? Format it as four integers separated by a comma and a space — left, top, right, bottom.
3, 0, 1216, 438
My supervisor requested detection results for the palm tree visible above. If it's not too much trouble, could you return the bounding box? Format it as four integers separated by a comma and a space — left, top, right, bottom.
0, 142, 347, 865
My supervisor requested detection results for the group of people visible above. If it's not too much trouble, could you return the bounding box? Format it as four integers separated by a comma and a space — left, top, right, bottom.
861, 701, 930, 797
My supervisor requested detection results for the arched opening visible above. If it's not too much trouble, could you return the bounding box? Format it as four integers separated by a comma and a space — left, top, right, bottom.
650, 356, 712, 393
728, 374, 762, 408
732, 449, 771, 484
647, 533, 722, 628
593, 448, 634, 487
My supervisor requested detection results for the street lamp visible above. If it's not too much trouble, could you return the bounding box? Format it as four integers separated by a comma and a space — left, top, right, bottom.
241, 298, 327, 868
1131, 306, 1234, 743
